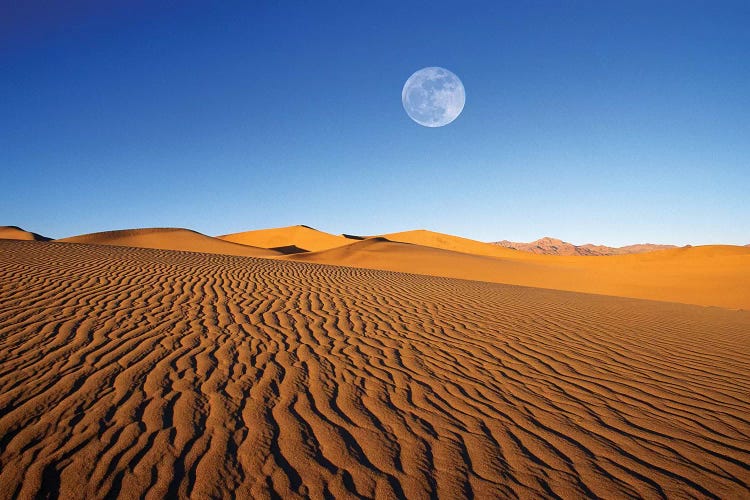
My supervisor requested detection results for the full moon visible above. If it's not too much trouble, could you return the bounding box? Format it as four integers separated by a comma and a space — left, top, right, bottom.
402, 67, 465, 127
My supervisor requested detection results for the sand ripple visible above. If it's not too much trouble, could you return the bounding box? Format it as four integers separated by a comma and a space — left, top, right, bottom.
1, 241, 749, 499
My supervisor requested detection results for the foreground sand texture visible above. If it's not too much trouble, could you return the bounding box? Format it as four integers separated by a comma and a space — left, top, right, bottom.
1, 241, 750, 498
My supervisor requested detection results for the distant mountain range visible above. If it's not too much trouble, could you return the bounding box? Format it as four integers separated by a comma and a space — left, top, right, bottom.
493, 237, 678, 256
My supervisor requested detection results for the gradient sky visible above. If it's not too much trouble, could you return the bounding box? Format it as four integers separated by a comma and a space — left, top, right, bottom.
2, 1, 748, 245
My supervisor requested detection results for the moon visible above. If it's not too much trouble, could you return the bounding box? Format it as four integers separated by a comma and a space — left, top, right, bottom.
402, 67, 465, 127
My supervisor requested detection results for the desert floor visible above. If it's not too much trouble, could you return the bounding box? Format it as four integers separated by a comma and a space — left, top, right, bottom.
1, 239, 749, 498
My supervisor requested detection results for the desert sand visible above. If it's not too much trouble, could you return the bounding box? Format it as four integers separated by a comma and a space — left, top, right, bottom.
0, 239, 750, 499
219, 225, 351, 253
53, 226, 750, 310
1, 230, 749, 498
288, 230, 750, 310
58, 228, 280, 258
382, 229, 522, 258
0, 226, 50, 242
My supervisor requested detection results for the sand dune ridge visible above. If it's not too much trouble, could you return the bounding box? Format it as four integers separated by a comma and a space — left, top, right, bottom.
219, 225, 350, 253
58, 227, 279, 257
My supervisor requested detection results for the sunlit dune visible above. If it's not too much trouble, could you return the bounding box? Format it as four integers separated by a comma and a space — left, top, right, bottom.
45, 225, 750, 309
57, 228, 280, 258
0, 226, 50, 242
1, 240, 748, 498
218, 225, 350, 253
382, 229, 523, 258
288, 237, 750, 309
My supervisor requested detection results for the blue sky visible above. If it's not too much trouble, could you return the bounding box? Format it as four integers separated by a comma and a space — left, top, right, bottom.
2, 1, 748, 245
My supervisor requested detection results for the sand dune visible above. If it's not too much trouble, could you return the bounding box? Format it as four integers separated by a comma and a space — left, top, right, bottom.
0, 240, 748, 498
58, 228, 280, 258
288, 237, 750, 309
382, 229, 523, 259
0, 226, 50, 241
219, 225, 350, 253
50, 226, 750, 308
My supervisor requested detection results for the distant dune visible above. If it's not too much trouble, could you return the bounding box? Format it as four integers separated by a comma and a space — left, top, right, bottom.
9, 224, 747, 309
57, 228, 280, 257
219, 225, 350, 253
288, 237, 750, 309
0, 225, 50, 241
286, 236, 529, 278
1, 240, 748, 498
495, 236, 676, 255
383, 229, 521, 258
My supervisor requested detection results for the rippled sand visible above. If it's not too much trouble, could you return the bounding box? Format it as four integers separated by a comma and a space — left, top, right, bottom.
1, 240, 749, 498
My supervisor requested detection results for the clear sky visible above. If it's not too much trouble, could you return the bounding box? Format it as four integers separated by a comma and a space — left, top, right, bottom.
2, 1, 748, 245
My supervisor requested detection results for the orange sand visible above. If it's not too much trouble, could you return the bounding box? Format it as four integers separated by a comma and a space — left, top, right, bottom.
0, 226, 49, 241
1, 240, 749, 498
58, 228, 280, 258
219, 225, 350, 253
289, 231, 750, 309
54, 227, 750, 308
382, 229, 522, 258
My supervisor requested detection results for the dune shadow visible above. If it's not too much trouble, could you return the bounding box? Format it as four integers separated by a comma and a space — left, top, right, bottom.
271, 245, 310, 255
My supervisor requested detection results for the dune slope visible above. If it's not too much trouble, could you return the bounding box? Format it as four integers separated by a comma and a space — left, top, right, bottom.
1, 240, 749, 499
219, 225, 350, 253
0, 226, 50, 241
383, 229, 522, 258
289, 238, 750, 309
58, 227, 279, 257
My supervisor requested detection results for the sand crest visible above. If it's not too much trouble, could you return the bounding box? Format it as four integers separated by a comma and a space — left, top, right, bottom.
0, 226, 50, 242
219, 225, 350, 253
382, 229, 522, 258
57, 227, 280, 257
